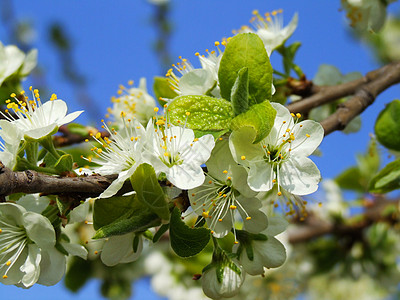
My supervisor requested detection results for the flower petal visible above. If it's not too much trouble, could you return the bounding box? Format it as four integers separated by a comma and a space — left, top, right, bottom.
229, 127, 263, 166
280, 156, 321, 195
36, 247, 66, 286
290, 120, 324, 157
264, 216, 288, 236
167, 164, 204, 190
179, 68, 216, 95
58, 110, 84, 126
255, 236, 287, 268
23, 212, 55, 249
100, 233, 135, 266
188, 134, 215, 166
17, 194, 49, 214
60, 242, 88, 260
239, 196, 268, 234
41, 100, 67, 124
247, 162, 274, 192
20, 244, 41, 288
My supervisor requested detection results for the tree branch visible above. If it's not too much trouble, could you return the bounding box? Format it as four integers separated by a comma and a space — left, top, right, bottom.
287, 62, 400, 132
0, 161, 116, 200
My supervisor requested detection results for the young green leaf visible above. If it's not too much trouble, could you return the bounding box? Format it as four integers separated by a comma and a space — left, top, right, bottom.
54, 154, 73, 173
169, 207, 210, 257
153, 76, 179, 106
218, 33, 273, 105
369, 159, 400, 194
230, 101, 276, 143
375, 99, 400, 151
130, 163, 170, 221
231, 67, 249, 116
168, 95, 234, 131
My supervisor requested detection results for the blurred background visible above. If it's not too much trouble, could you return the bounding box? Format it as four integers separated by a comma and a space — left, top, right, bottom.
1, 0, 400, 299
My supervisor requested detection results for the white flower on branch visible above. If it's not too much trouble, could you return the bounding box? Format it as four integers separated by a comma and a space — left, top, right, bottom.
229, 102, 324, 211
84, 117, 146, 198
1, 87, 83, 140
189, 140, 268, 241
0, 203, 65, 288
239, 9, 298, 55
0, 120, 23, 169
144, 110, 215, 190
108, 78, 156, 126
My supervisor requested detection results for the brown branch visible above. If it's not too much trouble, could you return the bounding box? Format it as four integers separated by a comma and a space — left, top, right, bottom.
288, 197, 398, 244
287, 62, 400, 120
321, 62, 400, 135
0, 162, 117, 200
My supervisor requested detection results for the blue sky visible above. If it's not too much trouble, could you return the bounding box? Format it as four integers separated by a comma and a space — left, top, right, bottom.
1, 0, 400, 299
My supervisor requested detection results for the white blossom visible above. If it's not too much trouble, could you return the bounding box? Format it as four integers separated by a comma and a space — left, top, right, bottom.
108, 78, 156, 126
1, 88, 83, 140
0, 203, 65, 288
240, 10, 298, 55
144, 112, 215, 190
189, 140, 268, 240
0, 120, 22, 169
100, 233, 143, 266
229, 102, 324, 200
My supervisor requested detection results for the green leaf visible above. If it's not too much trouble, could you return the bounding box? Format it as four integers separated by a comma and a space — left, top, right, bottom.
280, 42, 302, 76
231, 67, 249, 116
335, 166, 365, 193
153, 76, 179, 105
193, 129, 229, 140
375, 100, 400, 151
369, 159, 400, 193
54, 154, 73, 173
66, 123, 90, 136
153, 224, 170, 243
93, 195, 136, 230
218, 33, 273, 105
130, 163, 170, 221
168, 95, 234, 131
64, 256, 92, 293
169, 207, 210, 257
93, 209, 160, 239
230, 101, 276, 143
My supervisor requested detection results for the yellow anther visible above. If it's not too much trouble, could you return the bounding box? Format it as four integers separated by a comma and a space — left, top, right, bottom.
202, 211, 209, 218
3, 275, 8, 279
252, 9, 259, 15
230, 205, 237, 210
128, 80, 134, 85
296, 113, 301, 118
219, 137, 223, 141
154, 107, 159, 112
218, 218, 223, 222
290, 113, 295, 117
208, 180, 212, 184
191, 193, 195, 197
121, 111, 127, 117
318, 202, 322, 207
277, 192, 282, 196
234, 241, 239, 244
185, 111, 191, 116
272, 179, 276, 183
0, 229, 2, 233
94, 251, 99, 255
306, 134, 310, 138
246, 217, 252, 220
241, 155, 246, 160
227, 176, 232, 181
223, 170, 228, 174
97, 149, 102, 154
10, 93, 16, 97
214, 41, 220, 46
164, 152, 169, 157
222, 194, 227, 198
95, 132, 101, 139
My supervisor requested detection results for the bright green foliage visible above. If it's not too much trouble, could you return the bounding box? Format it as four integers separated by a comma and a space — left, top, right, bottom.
93, 195, 160, 238
167, 95, 234, 131
369, 159, 400, 193
231, 67, 249, 116
54, 154, 73, 173
375, 99, 400, 151
153, 76, 178, 105
218, 33, 273, 105
230, 101, 276, 143
130, 163, 170, 221
169, 207, 211, 257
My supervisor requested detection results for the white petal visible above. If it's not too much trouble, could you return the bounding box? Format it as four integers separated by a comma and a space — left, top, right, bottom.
100, 233, 135, 266
60, 242, 88, 260
263, 216, 288, 236
179, 69, 215, 95
280, 156, 321, 195
169, 126, 194, 149
247, 162, 274, 192
167, 164, 204, 190
68, 200, 90, 223
229, 127, 263, 166
17, 194, 49, 214
41, 100, 67, 124
4, 45, 25, 78
0, 120, 23, 143
98, 166, 137, 198
209, 214, 232, 238
290, 120, 324, 157
255, 237, 287, 268
0, 202, 27, 226
23, 211, 55, 249
58, 110, 84, 126
23, 123, 58, 140
20, 49, 38, 76
239, 196, 268, 233
240, 245, 264, 275
20, 244, 41, 288
36, 247, 66, 286
120, 235, 143, 263
188, 134, 215, 165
